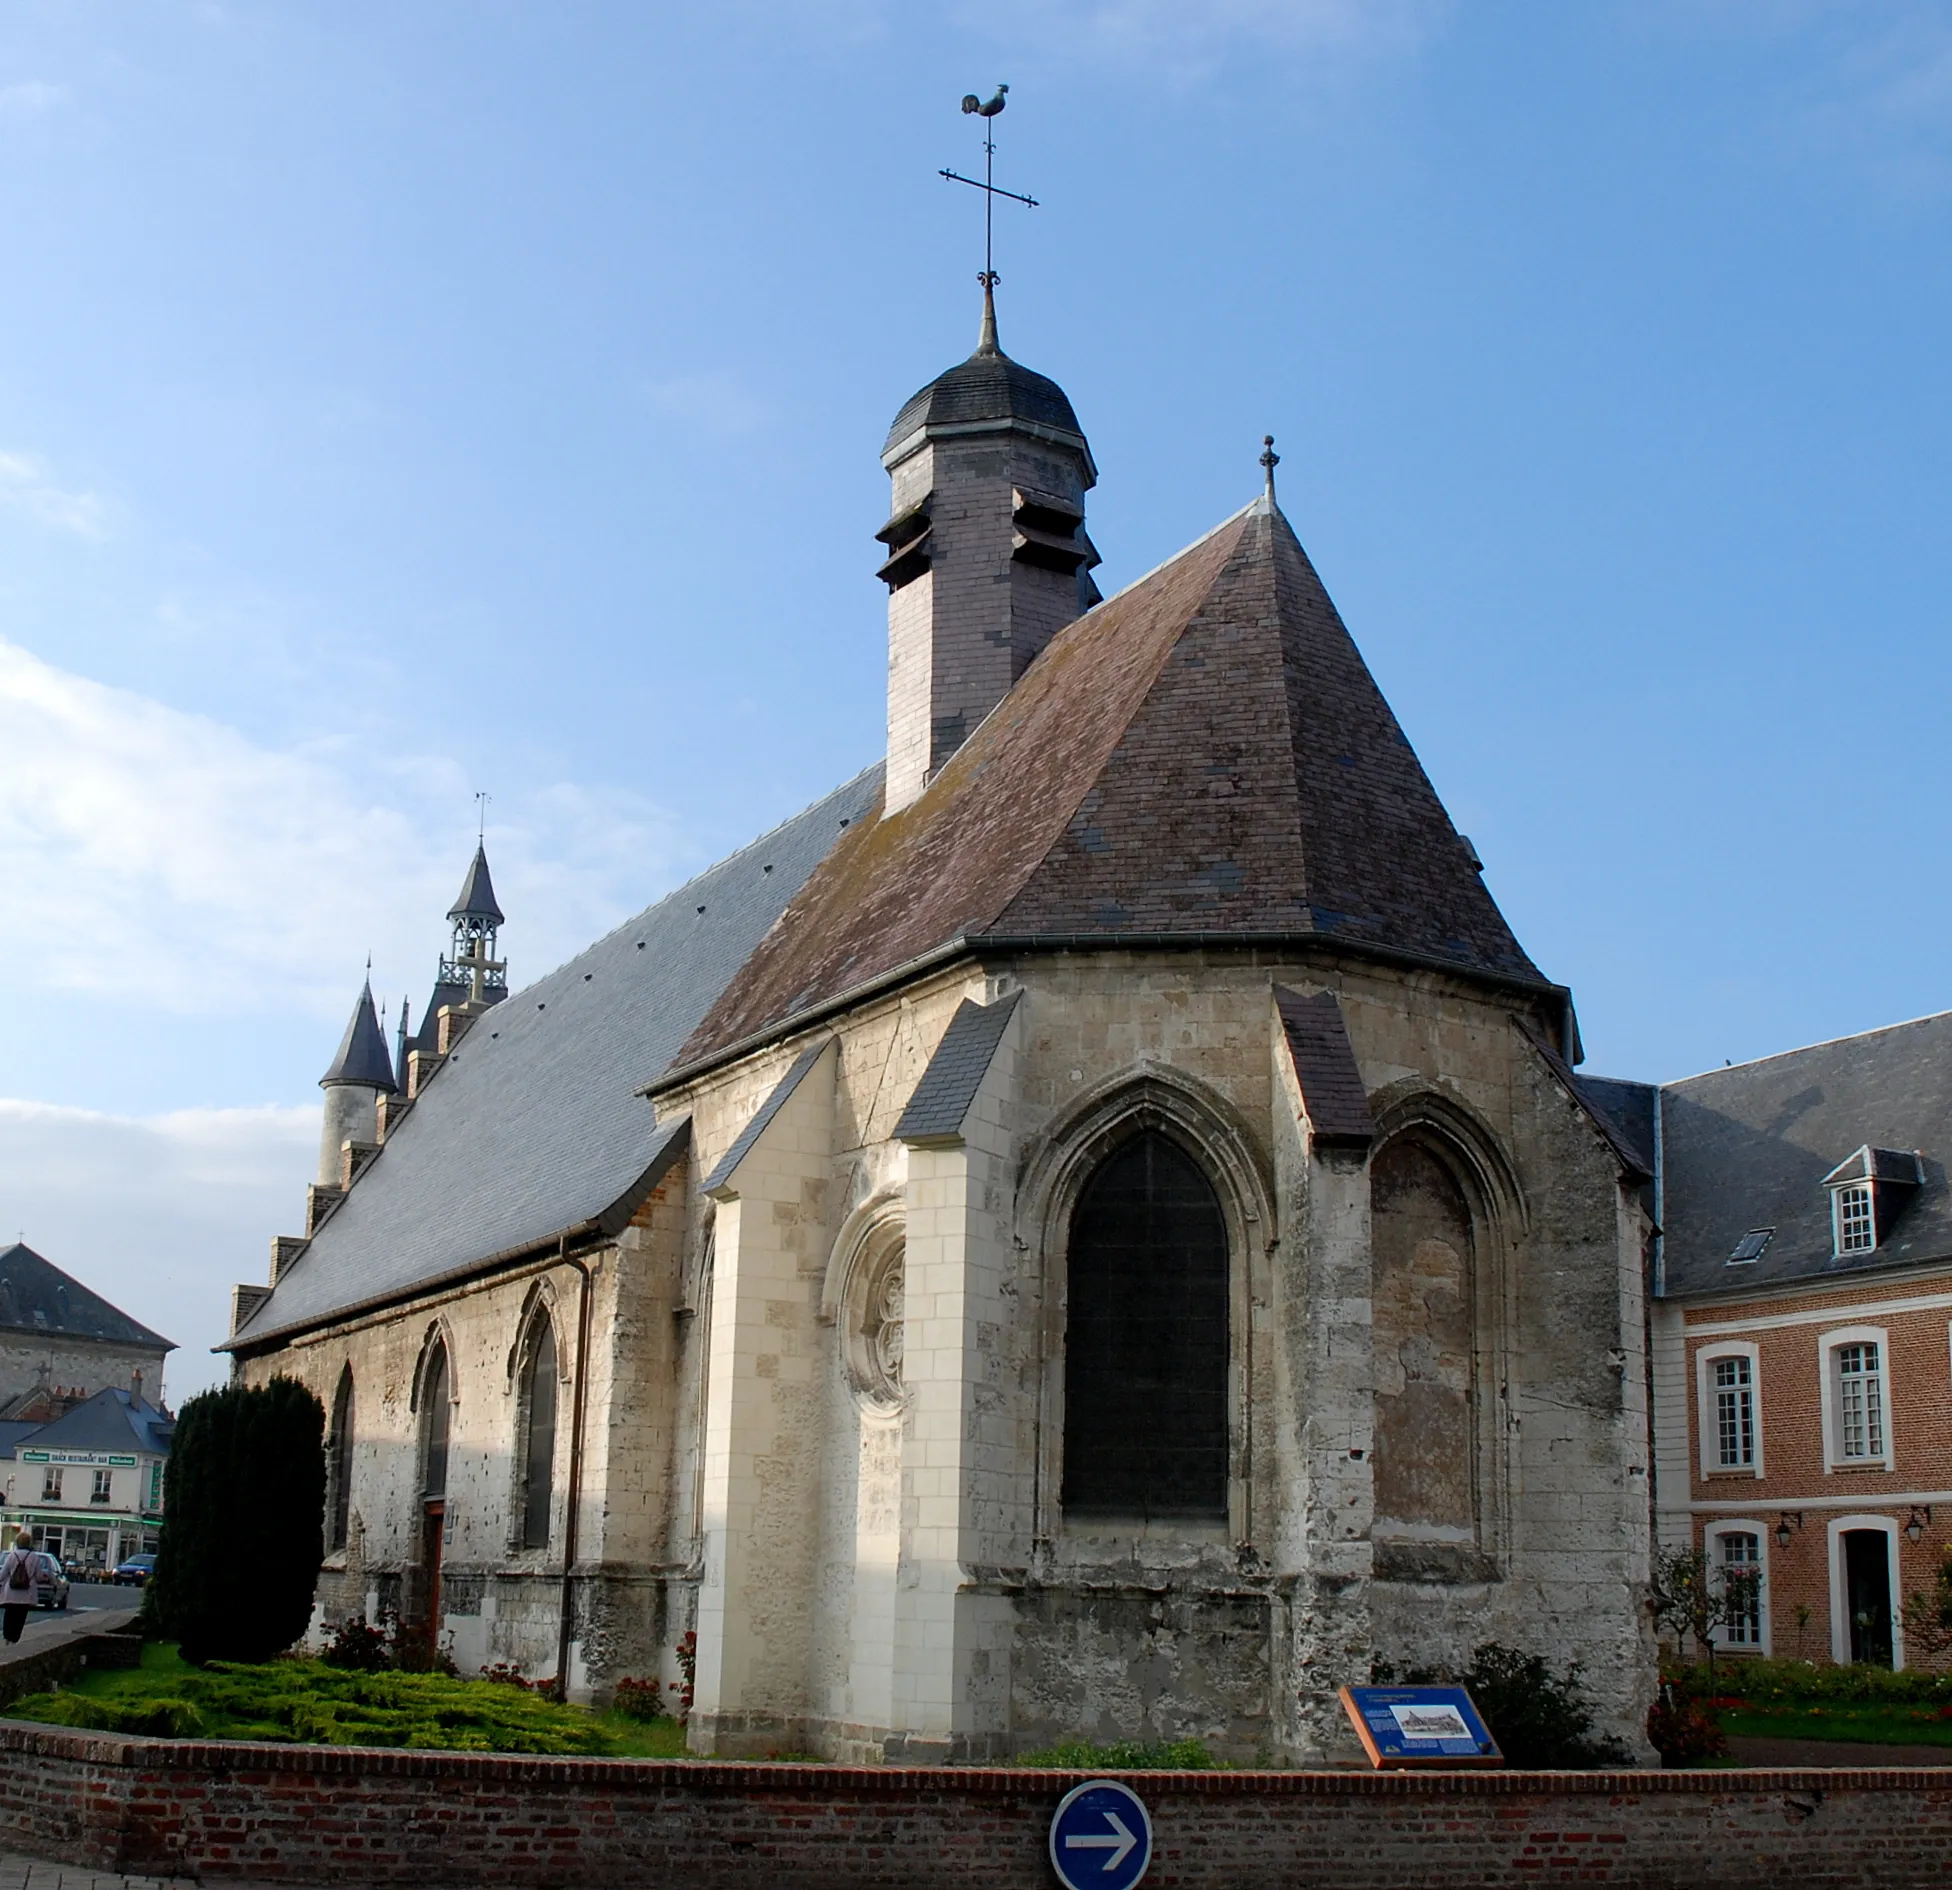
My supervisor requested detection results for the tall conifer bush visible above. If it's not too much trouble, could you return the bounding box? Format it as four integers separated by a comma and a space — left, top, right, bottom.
147, 1378, 326, 1664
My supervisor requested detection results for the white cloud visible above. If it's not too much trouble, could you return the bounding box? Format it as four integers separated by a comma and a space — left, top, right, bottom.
0, 638, 685, 1017
0, 1099, 318, 1404
0, 451, 105, 539
0, 82, 72, 120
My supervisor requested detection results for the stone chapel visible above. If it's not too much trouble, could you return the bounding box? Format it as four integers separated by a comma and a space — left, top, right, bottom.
227, 286, 1657, 1762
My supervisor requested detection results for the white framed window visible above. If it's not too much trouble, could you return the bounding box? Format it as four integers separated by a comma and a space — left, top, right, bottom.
89, 1468, 111, 1505
39, 1467, 60, 1503
1695, 1341, 1763, 1477
1818, 1325, 1894, 1472
1834, 1183, 1876, 1256
1704, 1521, 1769, 1653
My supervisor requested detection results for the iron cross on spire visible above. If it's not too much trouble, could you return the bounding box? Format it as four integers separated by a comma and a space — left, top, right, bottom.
941, 84, 1037, 290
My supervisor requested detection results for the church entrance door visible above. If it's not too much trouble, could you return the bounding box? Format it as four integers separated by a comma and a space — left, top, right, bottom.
422, 1500, 445, 1640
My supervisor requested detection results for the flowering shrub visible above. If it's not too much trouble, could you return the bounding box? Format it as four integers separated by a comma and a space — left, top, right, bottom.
1647, 1688, 1727, 1767
611, 1675, 665, 1722
668, 1629, 697, 1725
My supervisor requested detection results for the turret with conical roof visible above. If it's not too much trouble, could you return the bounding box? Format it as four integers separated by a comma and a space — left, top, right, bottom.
439, 843, 508, 1008
878, 285, 1100, 815
317, 978, 395, 1187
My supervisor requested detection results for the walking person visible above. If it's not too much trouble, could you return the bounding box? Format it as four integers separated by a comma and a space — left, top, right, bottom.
1, 1529, 37, 1644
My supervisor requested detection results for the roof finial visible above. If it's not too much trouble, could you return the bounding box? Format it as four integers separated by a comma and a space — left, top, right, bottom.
1260, 435, 1280, 503
475, 790, 489, 842
942, 83, 1035, 340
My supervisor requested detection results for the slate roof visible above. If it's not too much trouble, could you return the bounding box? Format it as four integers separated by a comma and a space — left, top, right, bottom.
701, 1039, 832, 1195
321, 980, 397, 1092
674, 499, 1546, 1072
0, 1245, 173, 1352
1652, 1010, 1952, 1298
228, 768, 883, 1348
448, 844, 505, 924
0, 1421, 41, 1460
13, 1387, 173, 1458
883, 302, 1086, 458
1273, 988, 1375, 1148
894, 992, 1021, 1145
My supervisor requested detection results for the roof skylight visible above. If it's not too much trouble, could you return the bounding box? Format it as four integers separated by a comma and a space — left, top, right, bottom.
1726, 1229, 1774, 1265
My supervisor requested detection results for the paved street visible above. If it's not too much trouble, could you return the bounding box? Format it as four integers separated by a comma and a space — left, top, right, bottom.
0, 1858, 192, 1890
5, 1585, 139, 1651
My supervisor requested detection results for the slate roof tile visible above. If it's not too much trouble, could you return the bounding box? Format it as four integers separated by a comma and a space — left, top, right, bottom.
1653, 1010, 1952, 1297
676, 500, 1543, 1068
1273, 988, 1375, 1147
894, 992, 1021, 1145
229, 769, 882, 1348
0, 1244, 172, 1352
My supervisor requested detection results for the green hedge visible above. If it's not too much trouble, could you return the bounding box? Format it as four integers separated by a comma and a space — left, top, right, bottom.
1672, 1657, 1952, 1706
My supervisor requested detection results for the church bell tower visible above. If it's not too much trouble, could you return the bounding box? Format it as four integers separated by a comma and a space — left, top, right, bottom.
878, 284, 1099, 815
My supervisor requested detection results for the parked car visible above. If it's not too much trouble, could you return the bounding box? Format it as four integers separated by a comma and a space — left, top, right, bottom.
30, 1553, 69, 1611
111, 1554, 155, 1587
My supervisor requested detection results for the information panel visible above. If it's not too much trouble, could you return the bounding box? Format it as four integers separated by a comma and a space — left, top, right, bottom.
1338, 1685, 1502, 1768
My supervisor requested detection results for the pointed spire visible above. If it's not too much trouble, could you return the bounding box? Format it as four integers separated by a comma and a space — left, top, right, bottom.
1258, 434, 1280, 509
321, 979, 397, 1092
976, 278, 1000, 358
448, 844, 504, 925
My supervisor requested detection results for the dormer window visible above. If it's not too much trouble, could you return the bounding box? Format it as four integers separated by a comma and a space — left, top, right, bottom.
1822, 1146, 1924, 1261
1835, 1185, 1875, 1255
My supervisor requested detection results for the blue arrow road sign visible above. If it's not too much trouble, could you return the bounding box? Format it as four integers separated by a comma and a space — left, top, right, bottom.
1049, 1779, 1152, 1890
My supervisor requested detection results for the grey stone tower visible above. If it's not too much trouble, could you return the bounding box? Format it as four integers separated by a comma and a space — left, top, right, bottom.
878, 286, 1099, 814
317, 979, 396, 1186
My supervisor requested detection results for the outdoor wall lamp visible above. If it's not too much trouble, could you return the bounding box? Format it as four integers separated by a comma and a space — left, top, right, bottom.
1906, 1505, 1933, 1545
1775, 1512, 1804, 1550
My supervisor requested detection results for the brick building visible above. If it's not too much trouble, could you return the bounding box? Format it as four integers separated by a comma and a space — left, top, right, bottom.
225, 285, 1657, 1760
1589, 1015, 1952, 1667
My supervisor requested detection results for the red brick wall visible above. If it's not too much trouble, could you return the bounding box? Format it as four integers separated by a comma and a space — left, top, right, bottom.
2, 1721, 1951, 1888
1682, 1279, 1952, 1659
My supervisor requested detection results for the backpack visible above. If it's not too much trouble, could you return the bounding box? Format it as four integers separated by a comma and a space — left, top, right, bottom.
7, 1553, 31, 1592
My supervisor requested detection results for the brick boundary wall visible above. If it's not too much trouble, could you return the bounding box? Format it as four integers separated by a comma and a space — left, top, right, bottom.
0, 1722, 1949, 1889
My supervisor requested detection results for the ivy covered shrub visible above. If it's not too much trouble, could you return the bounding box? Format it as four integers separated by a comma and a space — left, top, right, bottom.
146, 1378, 326, 1665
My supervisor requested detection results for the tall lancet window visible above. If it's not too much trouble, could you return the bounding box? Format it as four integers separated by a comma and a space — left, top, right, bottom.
326, 1367, 355, 1551
420, 1340, 451, 1501
519, 1317, 558, 1551
1063, 1130, 1229, 1522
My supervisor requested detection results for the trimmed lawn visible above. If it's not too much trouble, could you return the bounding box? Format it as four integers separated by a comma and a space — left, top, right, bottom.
8, 1642, 689, 1757
1717, 1704, 1952, 1748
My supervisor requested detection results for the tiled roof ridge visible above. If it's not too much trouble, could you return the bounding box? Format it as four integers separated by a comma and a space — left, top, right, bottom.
1663, 1007, 1952, 1091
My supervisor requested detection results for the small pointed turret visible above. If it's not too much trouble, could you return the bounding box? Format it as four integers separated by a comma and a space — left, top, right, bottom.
439, 840, 508, 1008
448, 844, 505, 926
317, 978, 394, 1187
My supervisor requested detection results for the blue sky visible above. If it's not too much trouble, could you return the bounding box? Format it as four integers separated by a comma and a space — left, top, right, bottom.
3, 0, 1951, 1394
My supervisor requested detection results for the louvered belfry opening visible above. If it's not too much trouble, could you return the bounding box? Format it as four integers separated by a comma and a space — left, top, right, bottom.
1062, 1129, 1230, 1522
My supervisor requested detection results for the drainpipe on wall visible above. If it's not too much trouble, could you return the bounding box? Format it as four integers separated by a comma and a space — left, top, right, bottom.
554, 1234, 597, 1704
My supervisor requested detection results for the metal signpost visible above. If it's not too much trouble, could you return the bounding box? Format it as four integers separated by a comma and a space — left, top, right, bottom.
1049, 1778, 1152, 1890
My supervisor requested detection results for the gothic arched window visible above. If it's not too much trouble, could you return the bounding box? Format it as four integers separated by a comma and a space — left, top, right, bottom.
326, 1366, 355, 1551
1062, 1129, 1229, 1522
420, 1339, 451, 1501
518, 1316, 558, 1550
1369, 1138, 1476, 1540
